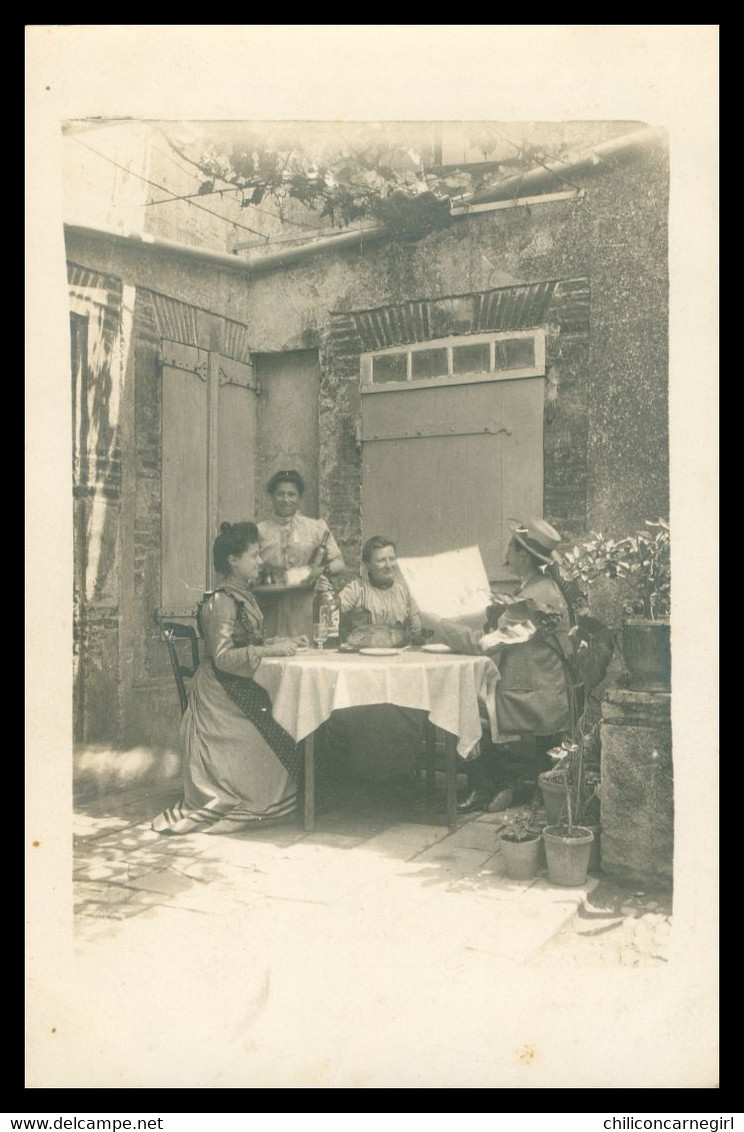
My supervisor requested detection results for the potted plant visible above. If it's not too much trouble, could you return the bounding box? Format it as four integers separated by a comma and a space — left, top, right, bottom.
560, 519, 671, 691
499, 809, 543, 880
540, 738, 602, 874
530, 586, 606, 864
541, 737, 597, 886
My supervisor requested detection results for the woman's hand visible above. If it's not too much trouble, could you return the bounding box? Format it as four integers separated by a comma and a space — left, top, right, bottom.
314, 573, 333, 593
292, 635, 310, 649
260, 638, 298, 657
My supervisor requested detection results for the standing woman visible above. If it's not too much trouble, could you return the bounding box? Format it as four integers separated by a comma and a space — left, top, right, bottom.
153, 522, 307, 835
257, 470, 345, 639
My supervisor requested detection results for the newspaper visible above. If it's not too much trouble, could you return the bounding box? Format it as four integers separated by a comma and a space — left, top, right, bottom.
396, 545, 492, 630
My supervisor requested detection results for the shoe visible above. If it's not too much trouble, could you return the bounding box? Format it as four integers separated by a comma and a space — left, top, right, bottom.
458, 788, 491, 813
513, 778, 536, 805
487, 787, 515, 813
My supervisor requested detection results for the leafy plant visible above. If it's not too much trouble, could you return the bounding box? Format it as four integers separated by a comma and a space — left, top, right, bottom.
501, 808, 541, 843
163, 122, 582, 234
543, 722, 601, 833
560, 519, 670, 621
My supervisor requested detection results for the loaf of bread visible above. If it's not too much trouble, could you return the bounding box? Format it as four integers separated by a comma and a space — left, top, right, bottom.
345, 624, 408, 649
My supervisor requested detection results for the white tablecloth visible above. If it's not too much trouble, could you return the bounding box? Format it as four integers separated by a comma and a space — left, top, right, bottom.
252, 650, 500, 758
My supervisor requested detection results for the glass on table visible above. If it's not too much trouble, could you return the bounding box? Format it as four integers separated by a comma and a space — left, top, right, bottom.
312, 621, 329, 650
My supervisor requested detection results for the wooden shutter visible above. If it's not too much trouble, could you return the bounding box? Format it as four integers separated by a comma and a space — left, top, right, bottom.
161, 342, 209, 615
161, 338, 258, 615
217, 355, 257, 538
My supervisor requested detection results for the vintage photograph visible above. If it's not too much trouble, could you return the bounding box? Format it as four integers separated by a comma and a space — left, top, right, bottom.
26, 26, 718, 1091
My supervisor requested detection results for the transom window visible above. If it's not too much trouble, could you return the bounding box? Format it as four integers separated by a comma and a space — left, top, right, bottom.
361, 329, 545, 393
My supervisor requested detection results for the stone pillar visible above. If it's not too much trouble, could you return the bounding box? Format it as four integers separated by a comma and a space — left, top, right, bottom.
600, 689, 673, 889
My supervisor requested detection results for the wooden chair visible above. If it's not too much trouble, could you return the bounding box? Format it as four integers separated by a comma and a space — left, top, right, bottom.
420, 721, 462, 830
153, 610, 201, 715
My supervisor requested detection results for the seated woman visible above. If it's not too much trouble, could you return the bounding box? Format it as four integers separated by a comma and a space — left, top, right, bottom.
153, 522, 308, 835
431, 518, 573, 812
329, 535, 423, 645
317, 536, 425, 784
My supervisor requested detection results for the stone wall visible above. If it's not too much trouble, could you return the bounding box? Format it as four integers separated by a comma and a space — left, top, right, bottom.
66, 138, 670, 761
600, 689, 674, 889
244, 141, 669, 568
66, 234, 254, 764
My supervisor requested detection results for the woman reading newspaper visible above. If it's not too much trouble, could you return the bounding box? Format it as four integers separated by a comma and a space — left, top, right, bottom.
430, 519, 574, 813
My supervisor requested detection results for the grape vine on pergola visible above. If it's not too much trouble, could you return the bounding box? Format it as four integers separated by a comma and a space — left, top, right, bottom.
162, 121, 574, 236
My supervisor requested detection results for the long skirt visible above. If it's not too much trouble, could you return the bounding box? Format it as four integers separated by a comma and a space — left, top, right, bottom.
152, 662, 298, 835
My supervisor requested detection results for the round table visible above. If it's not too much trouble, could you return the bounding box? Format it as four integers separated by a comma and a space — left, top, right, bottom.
253, 648, 500, 830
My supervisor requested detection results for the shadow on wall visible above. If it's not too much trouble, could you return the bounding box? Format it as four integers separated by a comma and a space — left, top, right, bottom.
72, 272, 137, 745
73, 744, 181, 800
77, 298, 127, 603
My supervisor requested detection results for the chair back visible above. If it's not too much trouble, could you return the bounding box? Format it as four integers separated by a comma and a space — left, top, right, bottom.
153, 610, 201, 715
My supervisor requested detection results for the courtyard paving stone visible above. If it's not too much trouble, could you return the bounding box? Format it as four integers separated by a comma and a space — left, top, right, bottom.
62, 780, 675, 1086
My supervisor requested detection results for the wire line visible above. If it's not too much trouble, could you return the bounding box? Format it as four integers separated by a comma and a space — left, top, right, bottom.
159, 133, 323, 231
488, 125, 583, 194
70, 135, 266, 237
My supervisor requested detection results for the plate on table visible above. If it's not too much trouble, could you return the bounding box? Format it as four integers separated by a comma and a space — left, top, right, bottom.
420, 643, 453, 654
358, 647, 403, 657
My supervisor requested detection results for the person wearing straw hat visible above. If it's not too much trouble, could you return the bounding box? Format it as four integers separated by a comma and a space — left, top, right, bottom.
431, 517, 573, 813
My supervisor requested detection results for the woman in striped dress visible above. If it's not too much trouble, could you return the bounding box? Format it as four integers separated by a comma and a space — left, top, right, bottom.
317, 536, 425, 782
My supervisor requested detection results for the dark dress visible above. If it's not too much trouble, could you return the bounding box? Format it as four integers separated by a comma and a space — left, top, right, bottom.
435, 570, 572, 739
153, 581, 301, 835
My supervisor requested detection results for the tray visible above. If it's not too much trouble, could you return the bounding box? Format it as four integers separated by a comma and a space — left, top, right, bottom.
252, 583, 314, 594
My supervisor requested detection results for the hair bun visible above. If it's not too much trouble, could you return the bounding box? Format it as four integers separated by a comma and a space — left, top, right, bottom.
219, 521, 232, 534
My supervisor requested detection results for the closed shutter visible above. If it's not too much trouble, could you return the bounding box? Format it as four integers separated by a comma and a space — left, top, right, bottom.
161, 342, 210, 615
217, 355, 257, 529
161, 339, 257, 616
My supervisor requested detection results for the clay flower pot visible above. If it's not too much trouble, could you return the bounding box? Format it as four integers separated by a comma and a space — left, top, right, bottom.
622, 619, 671, 692
500, 833, 541, 880
538, 772, 568, 825
542, 825, 595, 887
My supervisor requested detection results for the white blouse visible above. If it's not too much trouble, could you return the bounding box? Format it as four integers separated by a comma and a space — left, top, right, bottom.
257, 514, 344, 571
337, 577, 422, 638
